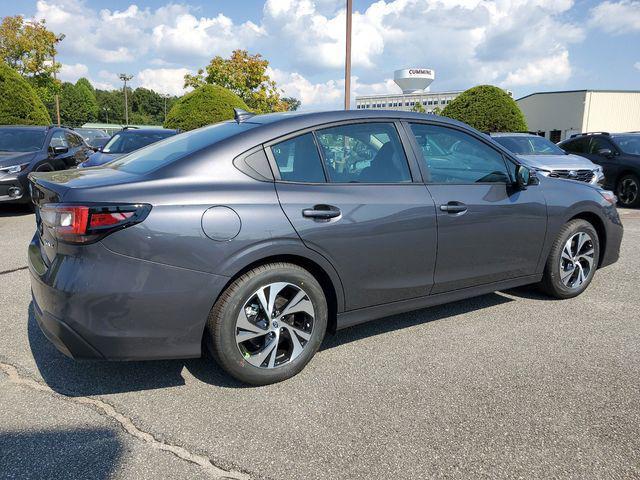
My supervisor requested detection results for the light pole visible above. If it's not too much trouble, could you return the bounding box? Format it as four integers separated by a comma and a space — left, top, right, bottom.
119, 73, 133, 125
52, 33, 66, 126
103, 106, 110, 124
162, 93, 171, 122
344, 0, 352, 110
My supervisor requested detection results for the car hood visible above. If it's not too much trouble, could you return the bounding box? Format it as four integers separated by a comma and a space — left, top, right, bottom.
0, 151, 38, 168
516, 153, 598, 171
79, 151, 122, 168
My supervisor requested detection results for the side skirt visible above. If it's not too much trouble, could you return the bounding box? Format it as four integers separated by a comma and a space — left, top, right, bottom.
336, 274, 543, 330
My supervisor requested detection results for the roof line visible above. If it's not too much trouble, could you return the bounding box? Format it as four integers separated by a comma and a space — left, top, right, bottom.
517, 89, 640, 101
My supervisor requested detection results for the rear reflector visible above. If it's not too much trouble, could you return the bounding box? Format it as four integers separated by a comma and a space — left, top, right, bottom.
40, 203, 151, 244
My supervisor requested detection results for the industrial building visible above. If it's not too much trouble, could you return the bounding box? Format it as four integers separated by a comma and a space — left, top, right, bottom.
517, 90, 640, 142
355, 68, 464, 112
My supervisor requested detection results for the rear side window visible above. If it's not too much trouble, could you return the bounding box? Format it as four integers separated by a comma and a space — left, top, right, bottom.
315, 122, 411, 183
588, 137, 613, 154
109, 123, 255, 174
410, 123, 510, 184
561, 137, 587, 153
270, 133, 326, 183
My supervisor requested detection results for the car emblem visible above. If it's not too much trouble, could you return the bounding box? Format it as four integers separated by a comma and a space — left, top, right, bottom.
568, 170, 578, 178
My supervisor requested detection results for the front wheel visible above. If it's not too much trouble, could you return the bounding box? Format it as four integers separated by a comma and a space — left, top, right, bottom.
205, 263, 327, 385
616, 174, 640, 208
540, 219, 600, 299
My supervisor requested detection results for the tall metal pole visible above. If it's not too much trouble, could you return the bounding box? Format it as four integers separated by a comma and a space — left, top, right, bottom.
344, 0, 352, 110
52, 34, 65, 126
119, 74, 133, 125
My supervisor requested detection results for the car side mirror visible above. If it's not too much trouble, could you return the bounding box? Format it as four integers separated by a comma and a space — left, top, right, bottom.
597, 148, 613, 158
50, 146, 69, 156
515, 165, 532, 189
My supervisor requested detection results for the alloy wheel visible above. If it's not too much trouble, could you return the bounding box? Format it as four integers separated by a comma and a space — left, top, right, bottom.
559, 232, 595, 289
235, 282, 315, 368
618, 178, 638, 206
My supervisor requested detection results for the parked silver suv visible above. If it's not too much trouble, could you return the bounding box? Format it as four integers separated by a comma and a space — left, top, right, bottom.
490, 132, 604, 184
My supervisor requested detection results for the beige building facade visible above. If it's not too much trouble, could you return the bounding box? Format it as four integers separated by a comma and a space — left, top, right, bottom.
517, 90, 640, 142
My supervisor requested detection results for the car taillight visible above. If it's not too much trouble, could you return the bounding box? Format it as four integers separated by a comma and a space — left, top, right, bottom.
40, 203, 151, 244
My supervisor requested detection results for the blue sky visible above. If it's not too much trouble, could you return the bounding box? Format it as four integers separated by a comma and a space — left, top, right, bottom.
2, 0, 639, 109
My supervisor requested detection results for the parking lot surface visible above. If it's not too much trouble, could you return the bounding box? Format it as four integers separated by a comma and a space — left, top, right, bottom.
1, 205, 639, 480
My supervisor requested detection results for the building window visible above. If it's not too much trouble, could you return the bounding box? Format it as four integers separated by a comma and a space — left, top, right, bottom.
549, 130, 561, 143
440, 100, 446, 105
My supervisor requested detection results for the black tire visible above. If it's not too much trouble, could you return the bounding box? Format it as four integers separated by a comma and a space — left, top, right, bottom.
539, 219, 599, 299
205, 262, 327, 385
34, 163, 54, 172
616, 174, 640, 208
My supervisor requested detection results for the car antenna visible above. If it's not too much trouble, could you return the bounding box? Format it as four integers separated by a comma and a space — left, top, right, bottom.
234, 108, 255, 124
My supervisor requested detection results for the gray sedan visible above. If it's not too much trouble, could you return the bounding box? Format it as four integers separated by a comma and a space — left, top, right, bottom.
27, 110, 622, 385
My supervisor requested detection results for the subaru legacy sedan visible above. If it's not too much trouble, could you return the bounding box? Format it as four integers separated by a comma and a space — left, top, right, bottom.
28, 110, 622, 385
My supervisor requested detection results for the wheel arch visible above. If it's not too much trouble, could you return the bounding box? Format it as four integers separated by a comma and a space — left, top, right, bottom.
568, 211, 607, 267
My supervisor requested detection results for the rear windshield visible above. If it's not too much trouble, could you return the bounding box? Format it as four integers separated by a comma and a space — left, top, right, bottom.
0, 128, 46, 152
102, 130, 176, 154
108, 122, 256, 174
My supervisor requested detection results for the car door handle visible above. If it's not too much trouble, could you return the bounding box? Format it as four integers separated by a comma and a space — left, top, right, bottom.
302, 205, 341, 219
440, 202, 468, 214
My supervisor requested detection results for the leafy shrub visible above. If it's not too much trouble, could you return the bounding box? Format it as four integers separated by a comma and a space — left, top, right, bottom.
0, 61, 51, 125
164, 84, 249, 131
442, 85, 527, 132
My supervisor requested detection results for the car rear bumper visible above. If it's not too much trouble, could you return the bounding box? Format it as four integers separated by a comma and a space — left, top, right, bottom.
28, 234, 229, 361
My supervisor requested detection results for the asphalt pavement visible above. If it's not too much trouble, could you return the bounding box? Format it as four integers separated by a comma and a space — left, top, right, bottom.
1, 204, 639, 480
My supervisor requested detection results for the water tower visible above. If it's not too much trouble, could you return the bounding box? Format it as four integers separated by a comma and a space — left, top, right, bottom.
393, 68, 435, 94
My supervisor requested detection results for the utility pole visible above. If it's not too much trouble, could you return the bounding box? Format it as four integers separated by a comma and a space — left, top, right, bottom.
344, 0, 353, 110
119, 73, 133, 125
52, 33, 66, 126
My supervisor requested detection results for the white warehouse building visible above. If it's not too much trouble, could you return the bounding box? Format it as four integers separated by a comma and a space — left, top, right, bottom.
516, 90, 640, 143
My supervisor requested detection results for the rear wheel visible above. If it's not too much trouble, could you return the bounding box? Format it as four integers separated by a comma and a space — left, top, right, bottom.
616, 174, 640, 208
540, 219, 599, 299
205, 262, 327, 385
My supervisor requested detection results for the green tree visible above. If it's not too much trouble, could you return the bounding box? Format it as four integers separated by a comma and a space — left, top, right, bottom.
95, 89, 124, 124
411, 102, 426, 113
185, 50, 298, 114
58, 81, 98, 126
442, 85, 527, 132
0, 61, 50, 124
164, 84, 248, 131
0, 16, 59, 77
282, 96, 301, 111
75, 78, 98, 122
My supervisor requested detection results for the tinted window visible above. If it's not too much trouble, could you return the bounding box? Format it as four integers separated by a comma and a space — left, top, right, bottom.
103, 131, 176, 154
271, 133, 325, 183
49, 131, 68, 148
110, 122, 255, 175
410, 123, 510, 184
561, 137, 587, 153
588, 137, 613, 154
0, 129, 46, 152
65, 133, 82, 147
612, 135, 640, 155
493, 135, 565, 155
315, 122, 411, 183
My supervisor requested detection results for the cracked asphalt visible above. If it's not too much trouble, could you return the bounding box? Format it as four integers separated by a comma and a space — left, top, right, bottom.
1, 203, 639, 480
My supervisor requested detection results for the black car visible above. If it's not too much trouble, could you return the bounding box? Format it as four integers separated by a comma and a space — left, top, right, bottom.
75, 128, 110, 151
558, 132, 640, 207
0, 125, 92, 204
79, 128, 179, 168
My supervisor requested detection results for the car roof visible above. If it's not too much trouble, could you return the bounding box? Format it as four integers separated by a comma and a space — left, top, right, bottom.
0, 125, 49, 130
489, 132, 541, 137
117, 128, 178, 135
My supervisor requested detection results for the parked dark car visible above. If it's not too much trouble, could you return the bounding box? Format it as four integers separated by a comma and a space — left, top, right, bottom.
75, 128, 110, 151
78, 128, 179, 168
28, 110, 622, 385
489, 132, 604, 185
558, 132, 640, 207
0, 125, 91, 204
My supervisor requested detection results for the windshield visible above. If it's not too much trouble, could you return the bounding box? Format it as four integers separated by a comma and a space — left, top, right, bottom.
109, 122, 257, 174
493, 135, 565, 155
0, 129, 46, 152
612, 135, 640, 155
77, 129, 108, 141
102, 130, 176, 154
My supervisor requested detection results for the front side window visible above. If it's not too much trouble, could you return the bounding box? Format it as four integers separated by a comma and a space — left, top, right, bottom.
270, 133, 325, 183
410, 123, 510, 184
588, 137, 614, 154
65, 132, 82, 148
315, 122, 411, 183
49, 131, 68, 148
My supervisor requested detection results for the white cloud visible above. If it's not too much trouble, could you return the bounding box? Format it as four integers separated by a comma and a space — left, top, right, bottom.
136, 68, 193, 96
589, 1, 640, 34
635, 62, 640, 71
58, 62, 88, 82
503, 50, 572, 86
